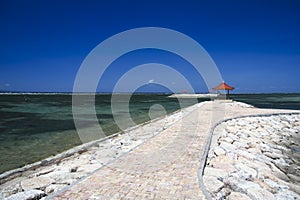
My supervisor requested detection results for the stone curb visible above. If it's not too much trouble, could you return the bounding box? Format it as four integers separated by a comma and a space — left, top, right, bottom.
198, 111, 300, 200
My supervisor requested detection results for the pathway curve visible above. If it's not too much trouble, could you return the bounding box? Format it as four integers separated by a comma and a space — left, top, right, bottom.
51, 101, 300, 199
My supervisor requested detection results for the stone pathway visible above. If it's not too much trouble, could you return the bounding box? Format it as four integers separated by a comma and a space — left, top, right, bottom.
51, 101, 300, 199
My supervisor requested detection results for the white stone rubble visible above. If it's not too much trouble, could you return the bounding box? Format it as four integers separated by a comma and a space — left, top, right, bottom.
204, 114, 300, 200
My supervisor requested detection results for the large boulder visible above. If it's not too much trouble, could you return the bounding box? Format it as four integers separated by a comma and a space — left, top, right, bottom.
21, 176, 54, 190
5, 189, 45, 200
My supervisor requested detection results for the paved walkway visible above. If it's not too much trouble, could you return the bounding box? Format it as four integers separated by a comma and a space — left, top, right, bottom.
52, 101, 299, 199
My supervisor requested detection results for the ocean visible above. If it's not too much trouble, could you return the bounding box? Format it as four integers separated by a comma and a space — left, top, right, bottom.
0, 94, 201, 173
0, 93, 299, 174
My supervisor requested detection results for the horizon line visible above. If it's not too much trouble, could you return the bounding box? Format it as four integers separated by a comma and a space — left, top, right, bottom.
1, 91, 300, 95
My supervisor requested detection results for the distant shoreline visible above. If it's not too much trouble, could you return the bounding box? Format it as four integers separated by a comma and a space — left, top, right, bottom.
1, 92, 300, 95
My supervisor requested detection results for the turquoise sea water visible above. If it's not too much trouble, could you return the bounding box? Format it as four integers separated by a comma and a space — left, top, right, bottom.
231, 94, 300, 110
0, 94, 201, 173
0, 93, 300, 174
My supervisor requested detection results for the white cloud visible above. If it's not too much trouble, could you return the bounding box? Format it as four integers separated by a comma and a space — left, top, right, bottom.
148, 79, 154, 84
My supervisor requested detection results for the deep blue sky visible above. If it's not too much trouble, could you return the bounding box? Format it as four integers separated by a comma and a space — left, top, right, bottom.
0, 0, 299, 93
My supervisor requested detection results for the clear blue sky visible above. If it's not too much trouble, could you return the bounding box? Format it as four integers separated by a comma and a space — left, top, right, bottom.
0, 0, 299, 93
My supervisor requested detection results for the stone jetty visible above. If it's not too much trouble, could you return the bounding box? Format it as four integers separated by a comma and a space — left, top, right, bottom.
0, 101, 299, 200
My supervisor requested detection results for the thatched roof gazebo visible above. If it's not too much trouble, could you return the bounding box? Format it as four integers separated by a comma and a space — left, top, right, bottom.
213, 81, 234, 95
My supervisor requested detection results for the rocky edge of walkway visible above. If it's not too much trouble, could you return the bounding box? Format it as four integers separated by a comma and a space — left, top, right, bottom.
203, 114, 300, 200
